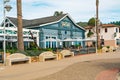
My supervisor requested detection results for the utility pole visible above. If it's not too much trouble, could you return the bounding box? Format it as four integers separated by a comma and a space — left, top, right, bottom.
17, 0, 24, 51
96, 0, 101, 49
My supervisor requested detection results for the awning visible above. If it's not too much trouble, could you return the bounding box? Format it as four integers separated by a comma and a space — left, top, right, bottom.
0, 37, 7, 41
83, 37, 96, 41
7, 38, 34, 42
41, 38, 61, 42
62, 38, 74, 41
24, 38, 34, 42
40, 38, 96, 42
7, 39, 17, 42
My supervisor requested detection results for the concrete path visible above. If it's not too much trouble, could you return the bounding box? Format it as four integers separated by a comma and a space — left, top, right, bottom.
0, 52, 120, 80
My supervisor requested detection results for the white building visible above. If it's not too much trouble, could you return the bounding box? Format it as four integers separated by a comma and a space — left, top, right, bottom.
85, 24, 120, 47
0, 17, 39, 49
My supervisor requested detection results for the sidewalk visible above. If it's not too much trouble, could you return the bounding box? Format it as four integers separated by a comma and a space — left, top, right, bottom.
0, 52, 120, 80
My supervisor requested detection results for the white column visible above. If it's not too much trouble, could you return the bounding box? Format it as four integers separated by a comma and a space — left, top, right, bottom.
50, 41, 52, 48
81, 41, 83, 47
44, 41, 46, 48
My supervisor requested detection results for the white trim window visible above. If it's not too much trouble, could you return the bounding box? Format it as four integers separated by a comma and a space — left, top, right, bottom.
45, 35, 57, 48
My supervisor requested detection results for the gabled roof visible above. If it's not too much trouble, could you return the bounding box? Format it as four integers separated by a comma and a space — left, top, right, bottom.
7, 16, 30, 27
7, 14, 85, 30
7, 14, 66, 27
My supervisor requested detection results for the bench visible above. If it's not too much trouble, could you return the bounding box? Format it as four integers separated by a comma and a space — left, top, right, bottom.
102, 47, 109, 53
5, 53, 31, 66
39, 51, 58, 62
109, 46, 116, 52
60, 50, 74, 58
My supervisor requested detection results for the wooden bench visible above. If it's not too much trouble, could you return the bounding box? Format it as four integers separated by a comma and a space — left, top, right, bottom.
5, 53, 31, 66
60, 50, 74, 58
39, 51, 58, 62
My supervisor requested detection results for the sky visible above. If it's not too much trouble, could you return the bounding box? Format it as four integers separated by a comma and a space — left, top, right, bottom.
0, 0, 120, 24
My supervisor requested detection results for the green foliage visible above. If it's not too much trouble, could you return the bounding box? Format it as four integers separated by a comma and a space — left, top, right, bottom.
88, 17, 95, 26
54, 11, 63, 16
42, 48, 53, 51
25, 50, 43, 56
77, 22, 88, 27
24, 48, 53, 56
106, 46, 110, 49
87, 31, 94, 37
110, 21, 120, 26
114, 32, 117, 37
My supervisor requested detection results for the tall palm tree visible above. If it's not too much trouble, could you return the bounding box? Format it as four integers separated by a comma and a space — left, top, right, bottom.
96, 0, 100, 49
17, 0, 24, 51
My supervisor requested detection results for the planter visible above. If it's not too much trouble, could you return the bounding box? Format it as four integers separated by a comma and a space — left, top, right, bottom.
6, 53, 10, 57
57, 52, 62, 60
31, 56, 39, 62
97, 49, 102, 53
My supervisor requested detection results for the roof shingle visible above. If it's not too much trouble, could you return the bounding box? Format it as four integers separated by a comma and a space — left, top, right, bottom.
7, 14, 67, 28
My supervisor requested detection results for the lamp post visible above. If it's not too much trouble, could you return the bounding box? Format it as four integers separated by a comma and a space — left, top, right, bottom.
3, 0, 12, 65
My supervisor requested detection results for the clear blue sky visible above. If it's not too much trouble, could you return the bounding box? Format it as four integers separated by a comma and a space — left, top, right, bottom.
0, 0, 120, 24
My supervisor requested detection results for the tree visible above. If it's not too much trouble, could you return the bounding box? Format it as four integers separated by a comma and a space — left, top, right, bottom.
110, 21, 120, 26
77, 22, 88, 27
88, 17, 95, 26
54, 11, 63, 16
17, 0, 24, 51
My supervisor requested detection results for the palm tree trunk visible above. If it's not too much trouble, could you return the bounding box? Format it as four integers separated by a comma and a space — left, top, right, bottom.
96, 0, 101, 49
17, 0, 24, 51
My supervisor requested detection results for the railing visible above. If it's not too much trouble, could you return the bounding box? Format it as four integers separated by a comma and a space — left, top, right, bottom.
0, 54, 3, 63
71, 47, 96, 55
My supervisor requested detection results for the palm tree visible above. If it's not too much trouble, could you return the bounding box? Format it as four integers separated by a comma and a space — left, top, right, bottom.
17, 0, 24, 51
54, 11, 63, 16
96, 0, 101, 49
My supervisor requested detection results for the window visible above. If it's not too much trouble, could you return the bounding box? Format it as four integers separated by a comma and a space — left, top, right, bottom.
52, 37, 56, 39
119, 28, 120, 33
116, 28, 118, 32
89, 30, 91, 32
46, 36, 49, 39
105, 28, 107, 33
65, 31, 67, 34
99, 29, 100, 33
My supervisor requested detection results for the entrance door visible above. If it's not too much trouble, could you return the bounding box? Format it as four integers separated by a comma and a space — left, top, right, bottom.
63, 42, 66, 48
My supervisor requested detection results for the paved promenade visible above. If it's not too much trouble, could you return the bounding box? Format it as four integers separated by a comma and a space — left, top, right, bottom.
0, 52, 120, 80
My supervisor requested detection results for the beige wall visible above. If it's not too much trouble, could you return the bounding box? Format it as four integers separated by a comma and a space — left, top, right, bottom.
100, 27, 115, 40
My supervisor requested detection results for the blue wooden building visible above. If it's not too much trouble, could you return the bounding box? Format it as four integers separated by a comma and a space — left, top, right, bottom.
25, 14, 85, 48
2, 13, 85, 49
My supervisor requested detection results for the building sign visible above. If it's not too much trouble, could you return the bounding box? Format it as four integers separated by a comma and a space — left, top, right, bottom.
61, 21, 70, 27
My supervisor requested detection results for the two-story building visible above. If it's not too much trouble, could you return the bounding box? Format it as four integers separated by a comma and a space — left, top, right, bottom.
1, 13, 86, 49
100, 24, 120, 47
85, 24, 120, 47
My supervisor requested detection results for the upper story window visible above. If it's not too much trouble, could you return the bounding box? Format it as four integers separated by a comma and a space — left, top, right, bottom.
116, 28, 118, 32
99, 29, 100, 33
65, 31, 67, 34
105, 28, 107, 33
119, 28, 120, 33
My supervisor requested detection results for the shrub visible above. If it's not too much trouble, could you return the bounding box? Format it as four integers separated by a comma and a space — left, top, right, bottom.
106, 46, 110, 49
25, 50, 43, 56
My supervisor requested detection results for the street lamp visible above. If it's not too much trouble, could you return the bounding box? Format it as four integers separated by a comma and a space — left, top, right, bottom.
3, 0, 12, 65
